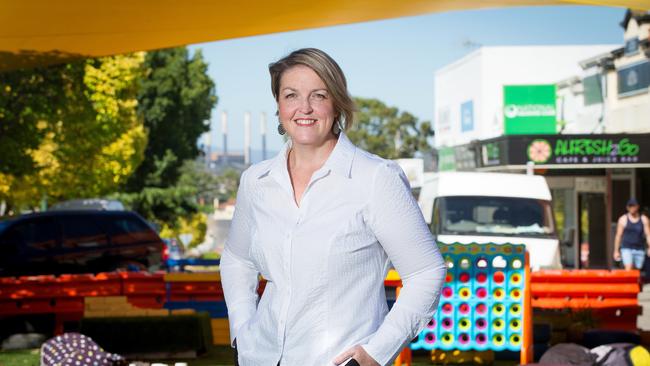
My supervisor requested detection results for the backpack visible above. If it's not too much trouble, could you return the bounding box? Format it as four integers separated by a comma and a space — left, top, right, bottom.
539, 343, 597, 365
40, 333, 126, 366
591, 343, 650, 366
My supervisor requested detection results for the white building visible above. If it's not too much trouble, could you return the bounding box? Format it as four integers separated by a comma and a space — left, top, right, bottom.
431, 12, 650, 271
434, 45, 618, 148
557, 11, 650, 135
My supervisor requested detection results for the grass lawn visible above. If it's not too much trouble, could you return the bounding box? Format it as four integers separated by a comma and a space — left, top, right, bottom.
0, 349, 39, 366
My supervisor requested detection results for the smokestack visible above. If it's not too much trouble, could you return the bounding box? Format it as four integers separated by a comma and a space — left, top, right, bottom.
221, 111, 228, 165
203, 121, 212, 168
244, 111, 251, 165
261, 112, 267, 161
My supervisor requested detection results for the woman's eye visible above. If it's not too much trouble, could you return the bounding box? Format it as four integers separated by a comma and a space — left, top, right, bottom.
313, 93, 327, 100
285, 93, 296, 99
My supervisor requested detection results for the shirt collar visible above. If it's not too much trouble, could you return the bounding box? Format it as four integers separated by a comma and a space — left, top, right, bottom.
259, 132, 356, 181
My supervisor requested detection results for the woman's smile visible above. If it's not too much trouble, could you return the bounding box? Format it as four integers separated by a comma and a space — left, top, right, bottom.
294, 118, 318, 126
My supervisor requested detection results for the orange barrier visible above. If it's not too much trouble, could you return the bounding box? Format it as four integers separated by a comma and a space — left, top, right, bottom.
0, 271, 268, 336
120, 272, 166, 309
531, 269, 641, 331
531, 269, 639, 283
0, 272, 168, 332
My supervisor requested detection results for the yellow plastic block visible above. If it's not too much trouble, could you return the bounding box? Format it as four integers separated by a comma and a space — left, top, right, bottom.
211, 318, 231, 345
170, 309, 196, 315
430, 350, 494, 364
145, 309, 170, 316
385, 269, 401, 281
102, 296, 129, 304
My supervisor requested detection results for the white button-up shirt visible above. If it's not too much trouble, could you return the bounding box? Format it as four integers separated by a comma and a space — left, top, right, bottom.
220, 132, 446, 366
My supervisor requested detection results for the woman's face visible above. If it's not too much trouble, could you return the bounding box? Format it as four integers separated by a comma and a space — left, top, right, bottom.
277, 65, 337, 147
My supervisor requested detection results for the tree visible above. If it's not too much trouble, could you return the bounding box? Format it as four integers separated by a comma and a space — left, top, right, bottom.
126, 48, 217, 192
0, 65, 66, 177
112, 160, 239, 230
347, 97, 434, 159
0, 54, 147, 210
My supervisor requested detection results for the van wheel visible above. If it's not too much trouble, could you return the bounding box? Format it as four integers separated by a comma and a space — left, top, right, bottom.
110, 261, 147, 273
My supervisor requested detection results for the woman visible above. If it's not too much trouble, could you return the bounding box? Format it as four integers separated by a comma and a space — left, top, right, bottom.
220, 48, 446, 366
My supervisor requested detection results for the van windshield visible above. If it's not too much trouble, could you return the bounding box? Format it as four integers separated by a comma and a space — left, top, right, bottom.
435, 196, 556, 237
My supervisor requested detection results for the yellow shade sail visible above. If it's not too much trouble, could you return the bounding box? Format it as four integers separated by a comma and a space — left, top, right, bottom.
0, 0, 647, 71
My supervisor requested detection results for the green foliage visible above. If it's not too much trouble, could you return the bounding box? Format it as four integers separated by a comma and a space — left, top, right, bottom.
127, 48, 217, 192
160, 211, 208, 249
111, 184, 198, 227
0, 65, 69, 177
113, 160, 237, 232
109, 47, 217, 231
214, 168, 241, 202
0, 54, 147, 210
347, 97, 434, 159
0, 46, 218, 231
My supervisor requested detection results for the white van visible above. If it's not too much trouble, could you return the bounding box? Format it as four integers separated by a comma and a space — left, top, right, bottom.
417, 171, 561, 270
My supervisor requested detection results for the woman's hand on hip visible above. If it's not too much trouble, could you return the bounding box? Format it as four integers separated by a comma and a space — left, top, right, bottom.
333, 345, 379, 366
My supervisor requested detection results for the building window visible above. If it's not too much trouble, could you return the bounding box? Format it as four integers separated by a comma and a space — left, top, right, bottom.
624, 38, 639, 56
582, 74, 603, 106
617, 60, 650, 98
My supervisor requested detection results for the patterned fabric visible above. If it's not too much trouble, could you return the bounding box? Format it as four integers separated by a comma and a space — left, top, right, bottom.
40, 333, 125, 366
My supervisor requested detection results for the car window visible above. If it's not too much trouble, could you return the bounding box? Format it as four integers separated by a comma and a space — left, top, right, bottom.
0, 220, 10, 233
17, 218, 59, 252
60, 215, 109, 249
107, 215, 159, 245
0, 226, 23, 260
0, 218, 59, 261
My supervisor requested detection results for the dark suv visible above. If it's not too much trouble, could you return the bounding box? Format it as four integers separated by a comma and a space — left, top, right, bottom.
0, 210, 164, 276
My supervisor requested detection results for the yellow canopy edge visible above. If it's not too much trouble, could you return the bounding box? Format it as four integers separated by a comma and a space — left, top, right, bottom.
0, 0, 647, 71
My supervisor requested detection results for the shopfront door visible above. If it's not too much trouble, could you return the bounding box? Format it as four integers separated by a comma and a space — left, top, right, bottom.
578, 192, 608, 269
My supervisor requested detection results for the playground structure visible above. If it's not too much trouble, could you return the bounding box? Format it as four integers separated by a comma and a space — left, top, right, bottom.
0, 246, 644, 364
389, 243, 533, 365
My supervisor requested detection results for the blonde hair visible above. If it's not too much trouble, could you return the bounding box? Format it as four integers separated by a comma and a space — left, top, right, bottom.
269, 48, 355, 130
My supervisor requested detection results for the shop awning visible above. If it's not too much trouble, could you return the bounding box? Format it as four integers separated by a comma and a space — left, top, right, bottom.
1, 0, 648, 71
438, 134, 650, 171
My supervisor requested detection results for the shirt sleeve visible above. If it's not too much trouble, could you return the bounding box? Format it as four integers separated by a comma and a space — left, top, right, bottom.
220, 169, 261, 348
361, 161, 447, 365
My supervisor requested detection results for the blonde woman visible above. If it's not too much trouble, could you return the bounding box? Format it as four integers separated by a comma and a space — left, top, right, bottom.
220, 48, 446, 366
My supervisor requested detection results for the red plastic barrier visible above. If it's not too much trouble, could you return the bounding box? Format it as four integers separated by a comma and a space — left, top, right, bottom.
167, 281, 224, 302
531, 270, 640, 307
0, 298, 83, 315
531, 270, 640, 283
120, 272, 166, 296
57, 273, 122, 297
531, 269, 641, 331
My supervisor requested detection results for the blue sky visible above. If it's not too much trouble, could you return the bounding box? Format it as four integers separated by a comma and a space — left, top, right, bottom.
189, 5, 627, 157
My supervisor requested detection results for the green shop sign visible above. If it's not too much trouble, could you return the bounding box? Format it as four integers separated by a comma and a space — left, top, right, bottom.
438, 147, 456, 171
503, 85, 557, 135
516, 136, 645, 165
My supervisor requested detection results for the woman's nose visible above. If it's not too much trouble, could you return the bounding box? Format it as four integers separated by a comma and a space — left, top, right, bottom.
298, 96, 313, 113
